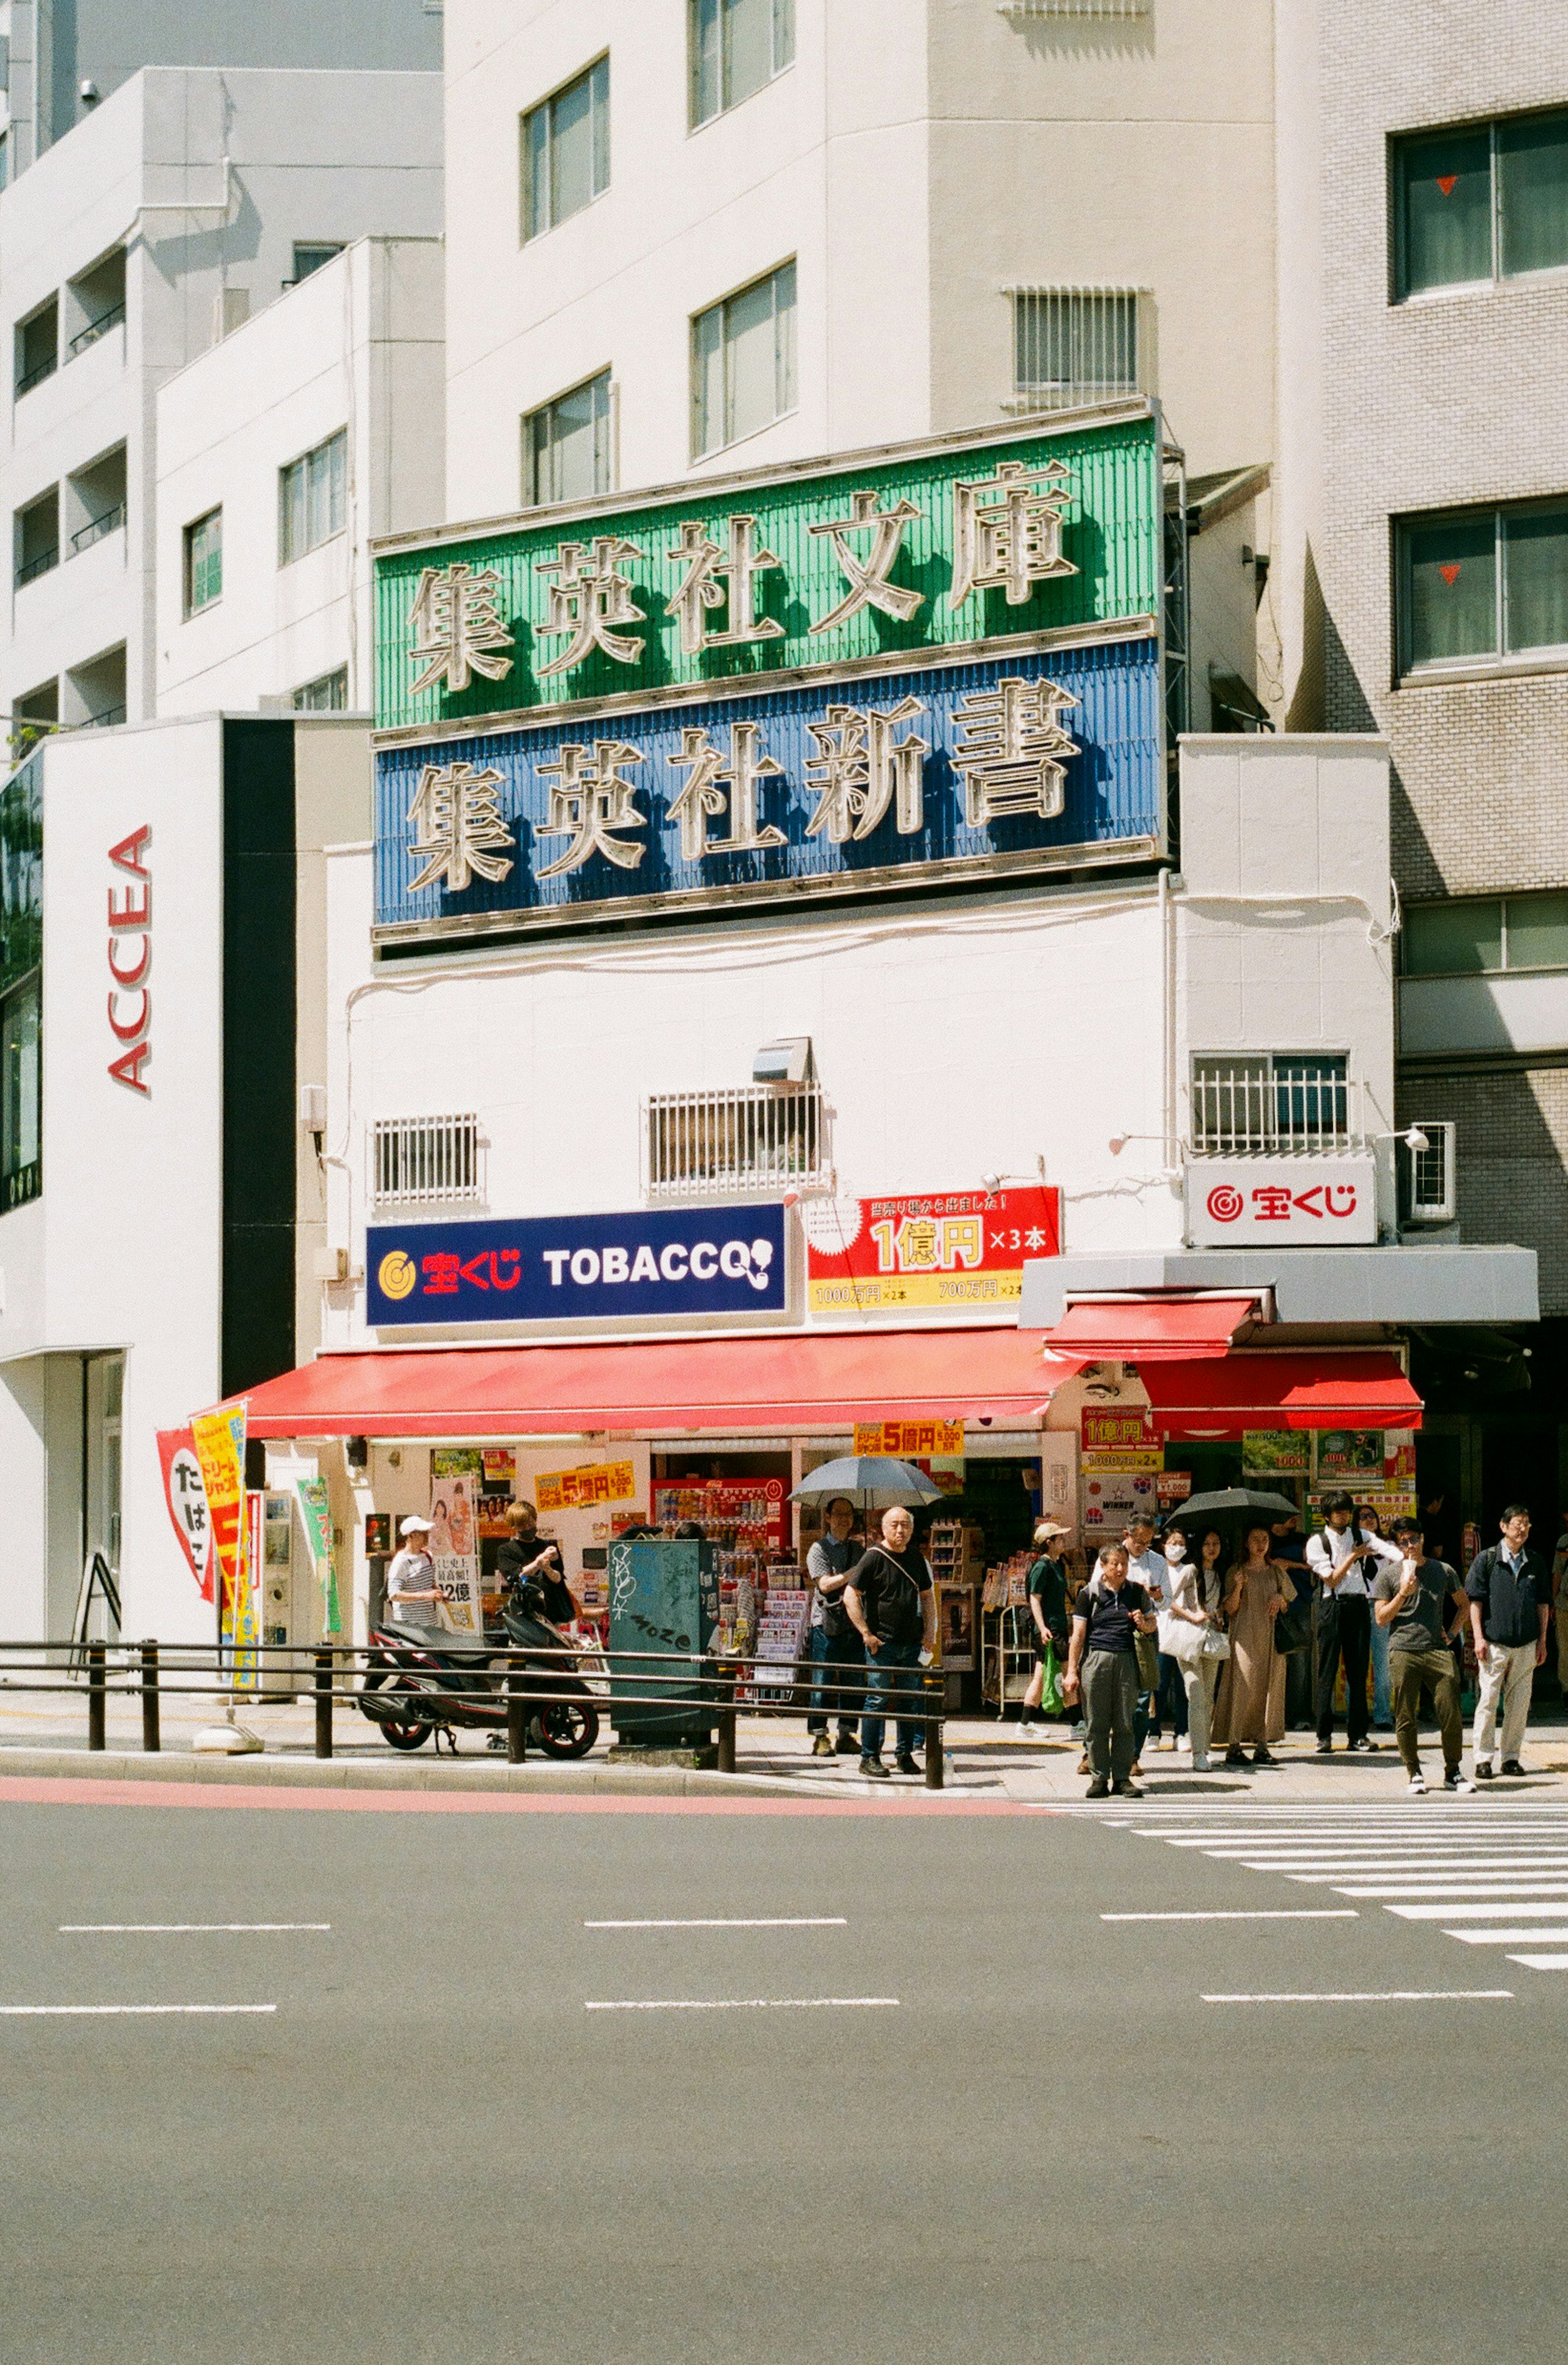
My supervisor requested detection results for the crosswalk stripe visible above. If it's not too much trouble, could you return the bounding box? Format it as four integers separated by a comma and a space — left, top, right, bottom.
1114, 1804, 1568, 1979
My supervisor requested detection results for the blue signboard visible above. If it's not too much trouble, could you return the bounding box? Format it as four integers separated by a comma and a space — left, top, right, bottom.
368, 1204, 789, 1327
373, 630, 1161, 943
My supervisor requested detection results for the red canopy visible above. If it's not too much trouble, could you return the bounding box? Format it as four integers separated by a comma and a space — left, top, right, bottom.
239, 1327, 1077, 1439
1048, 1296, 1260, 1362
1138, 1352, 1421, 1438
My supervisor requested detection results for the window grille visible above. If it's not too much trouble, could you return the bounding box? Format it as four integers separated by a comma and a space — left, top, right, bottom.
1404, 1122, 1457, 1224
1189, 1056, 1357, 1156
645, 1082, 826, 1200
1000, 0, 1148, 15
372, 1114, 484, 1208
1009, 287, 1141, 410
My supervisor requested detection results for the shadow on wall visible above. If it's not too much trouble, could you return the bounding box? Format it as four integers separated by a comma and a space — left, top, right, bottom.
1398, 1066, 1568, 1316
1005, 9, 1156, 65
1301, 537, 1449, 901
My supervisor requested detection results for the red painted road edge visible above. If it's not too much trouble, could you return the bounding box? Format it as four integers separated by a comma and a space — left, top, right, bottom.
0, 1773, 1051, 1818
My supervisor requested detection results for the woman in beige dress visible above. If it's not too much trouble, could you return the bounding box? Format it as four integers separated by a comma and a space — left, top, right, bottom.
1211, 1523, 1290, 1767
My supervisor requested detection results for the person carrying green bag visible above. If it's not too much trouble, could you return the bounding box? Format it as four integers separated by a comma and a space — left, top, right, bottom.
1019, 1519, 1072, 1737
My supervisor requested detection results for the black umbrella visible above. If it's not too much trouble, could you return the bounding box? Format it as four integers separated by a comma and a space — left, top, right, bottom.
1173, 1487, 1299, 1524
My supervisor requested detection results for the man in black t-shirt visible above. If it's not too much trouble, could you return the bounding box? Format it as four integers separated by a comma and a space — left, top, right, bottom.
1062, 1544, 1159, 1798
844, 1506, 935, 1779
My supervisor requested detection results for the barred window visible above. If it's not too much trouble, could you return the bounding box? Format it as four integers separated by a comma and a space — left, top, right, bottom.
646, 1082, 826, 1199
1189, 1055, 1352, 1155
372, 1114, 484, 1207
1012, 287, 1140, 408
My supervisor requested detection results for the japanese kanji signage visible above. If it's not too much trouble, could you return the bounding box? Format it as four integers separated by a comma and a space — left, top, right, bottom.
802, 1185, 1060, 1316
373, 637, 1161, 942
853, 1420, 966, 1458
373, 410, 1163, 732
368, 1204, 789, 1327
1184, 1157, 1377, 1248
535, 1461, 638, 1513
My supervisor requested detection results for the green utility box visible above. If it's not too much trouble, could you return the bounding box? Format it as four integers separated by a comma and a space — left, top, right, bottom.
607, 1539, 719, 1747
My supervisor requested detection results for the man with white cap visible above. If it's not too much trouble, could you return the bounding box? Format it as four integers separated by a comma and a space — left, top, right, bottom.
1019, 1519, 1071, 1737
385, 1514, 443, 1632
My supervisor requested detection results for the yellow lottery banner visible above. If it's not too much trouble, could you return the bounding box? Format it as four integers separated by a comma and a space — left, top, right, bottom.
190, 1400, 257, 1686
853, 1419, 965, 1458
535, 1459, 638, 1512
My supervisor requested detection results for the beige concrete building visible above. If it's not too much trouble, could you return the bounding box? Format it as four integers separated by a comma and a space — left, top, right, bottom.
442, 0, 1277, 726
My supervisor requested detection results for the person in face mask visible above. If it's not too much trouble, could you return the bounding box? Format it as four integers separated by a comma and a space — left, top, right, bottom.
1141, 1523, 1191, 1754
1156, 1523, 1222, 1771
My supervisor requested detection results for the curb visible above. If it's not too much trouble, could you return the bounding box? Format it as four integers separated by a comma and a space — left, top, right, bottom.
0, 1745, 817, 1799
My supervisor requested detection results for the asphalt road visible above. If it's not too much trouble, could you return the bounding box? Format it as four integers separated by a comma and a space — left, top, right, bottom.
0, 1785, 1562, 2365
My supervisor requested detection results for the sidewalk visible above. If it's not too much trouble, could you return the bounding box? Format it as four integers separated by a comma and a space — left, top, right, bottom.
4, 1685, 1568, 1799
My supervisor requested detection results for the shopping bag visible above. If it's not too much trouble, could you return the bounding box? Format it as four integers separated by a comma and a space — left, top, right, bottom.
1040, 1643, 1063, 1715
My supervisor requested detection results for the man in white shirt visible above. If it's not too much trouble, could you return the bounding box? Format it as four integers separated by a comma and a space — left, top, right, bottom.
1305, 1492, 1404, 1753
1123, 1515, 1167, 1760
384, 1514, 442, 1633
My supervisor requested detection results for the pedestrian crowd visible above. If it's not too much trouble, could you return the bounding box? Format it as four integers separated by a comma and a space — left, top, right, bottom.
1012, 1499, 1554, 1799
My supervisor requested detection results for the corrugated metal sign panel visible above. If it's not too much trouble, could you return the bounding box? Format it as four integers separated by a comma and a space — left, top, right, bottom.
373, 411, 1162, 735
373, 631, 1163, 943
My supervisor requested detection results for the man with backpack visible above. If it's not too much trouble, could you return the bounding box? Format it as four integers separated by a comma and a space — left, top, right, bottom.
1466, 1505, 1552, 1779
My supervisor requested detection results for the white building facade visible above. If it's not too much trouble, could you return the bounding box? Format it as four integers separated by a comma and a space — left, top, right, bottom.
0, 64, 442, 750
155, 236, 446, 719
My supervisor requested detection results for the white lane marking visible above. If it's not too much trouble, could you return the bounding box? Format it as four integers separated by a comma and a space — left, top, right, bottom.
1200, 1846, 1568, 1862
0, 2004, 277, 2016
1507, 1954, 1568, 1969
583, 1917, 848, 1930
1202, 1990, 1512, 2004
1385, 1901, 1568, 1921
1450, 1928, 1568, 1945
1101, 1909, 1357, 1922
585, 1996, 899, 2012
60, 1924, 331, 1934
1327, 1883, 1568, 1900
1285, 1861, 1568, 1882
1227, 1856, 1568, 1874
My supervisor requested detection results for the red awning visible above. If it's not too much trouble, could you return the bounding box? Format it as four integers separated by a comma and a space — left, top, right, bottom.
1048, 1296, 1260, 1362
239, 1327, 1078, 1439
1138, 1352, 1421, 1437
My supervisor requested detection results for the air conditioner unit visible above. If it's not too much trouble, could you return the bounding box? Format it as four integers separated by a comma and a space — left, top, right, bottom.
1405, 1121, 1457, 1224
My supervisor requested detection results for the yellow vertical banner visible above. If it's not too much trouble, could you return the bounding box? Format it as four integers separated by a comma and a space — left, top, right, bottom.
190, 1401, 257, 1688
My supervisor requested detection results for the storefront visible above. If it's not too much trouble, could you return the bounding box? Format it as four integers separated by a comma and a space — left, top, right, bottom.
235, 1322, 1080, 1705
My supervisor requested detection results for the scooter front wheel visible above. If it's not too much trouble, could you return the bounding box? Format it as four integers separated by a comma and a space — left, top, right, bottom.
537, 1701, 599, 1759
382, 1720, 433, 1752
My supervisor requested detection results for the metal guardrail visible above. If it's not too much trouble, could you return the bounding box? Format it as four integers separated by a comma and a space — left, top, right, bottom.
70, 502, 124, 554
16, 546, 59, 588
68, 300, 125, 358
0, 1639, 947, 1788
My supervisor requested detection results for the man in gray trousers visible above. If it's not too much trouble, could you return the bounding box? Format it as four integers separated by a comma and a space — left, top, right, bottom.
1062, 1544, 1160, 1799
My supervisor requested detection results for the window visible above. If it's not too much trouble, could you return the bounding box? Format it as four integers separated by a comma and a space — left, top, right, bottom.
524, 369, 613, 507
372, 1114, 484, 1208
1011, 287, 1140, 408
1403, 891, 1568, 976
291, 243, 344, 285
14, 487, 59, 588
15, 296, 57, 397
279, 430, 347, 565
184, 507, 222, 615
690, 0, 795, 127
67, 248, 126, 357
523, 56, 610, 241
646, 1080, 826, 1199
292, 666, 349, 713
691, 259, 796, 458
1, 973, 41, 1212
1394, 108, 1568, 298
1396, 499, 1568, 674
1189, 1055, 1351, 1155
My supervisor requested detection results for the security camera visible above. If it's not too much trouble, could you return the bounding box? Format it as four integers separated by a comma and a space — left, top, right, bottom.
981, 1171, 1001, 1194
79, 78, 100, 105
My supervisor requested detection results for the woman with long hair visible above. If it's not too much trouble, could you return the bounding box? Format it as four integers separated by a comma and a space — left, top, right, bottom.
1210, 1522, 1291, 1766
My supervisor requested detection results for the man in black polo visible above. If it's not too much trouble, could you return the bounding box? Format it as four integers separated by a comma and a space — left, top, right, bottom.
844, 1506, 935, 1781
1061, 1544, 1160, 1799
1467, 1504, 1552, 1779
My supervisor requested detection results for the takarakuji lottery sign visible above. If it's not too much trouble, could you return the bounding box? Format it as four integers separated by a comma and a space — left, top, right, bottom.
371, 404, 1169, 943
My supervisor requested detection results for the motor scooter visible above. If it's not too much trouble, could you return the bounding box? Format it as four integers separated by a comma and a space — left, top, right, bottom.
357, 1586, 599, 1757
